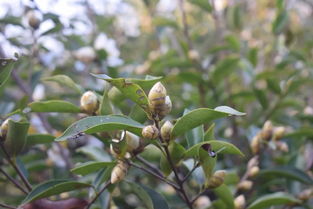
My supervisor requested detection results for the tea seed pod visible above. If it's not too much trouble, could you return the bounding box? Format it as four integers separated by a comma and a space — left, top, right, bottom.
27, 10, 41, 30
273, 126, 285, 141
111, 161, 129, 184
250, 135, 261, 154
0, 119, 10, 140
80, 91, 99, 114
237, 180, 253, 191
207, 170, 226, 189
148, 82, 167, 114
234, 195, 246, 209
125, 131, 140, 152
248, 166, 260, 177
161, 121, 173, 142
261, 120, 273, 141
142, 125, 159, 139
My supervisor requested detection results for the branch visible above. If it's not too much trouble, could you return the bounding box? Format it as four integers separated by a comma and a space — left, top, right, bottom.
0, 202, 16, 209
85, 181, 111, 209
0, 167, 28, 194
135, 155, 164, 177
182, 162, 199, 183
0, 143, 32, 191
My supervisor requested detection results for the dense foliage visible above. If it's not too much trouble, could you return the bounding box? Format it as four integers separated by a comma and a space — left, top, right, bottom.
0, 0, 313, 209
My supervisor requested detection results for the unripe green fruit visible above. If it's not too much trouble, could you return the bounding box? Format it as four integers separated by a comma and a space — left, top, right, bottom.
80, 91, 99, 114
142, 125, 159, 139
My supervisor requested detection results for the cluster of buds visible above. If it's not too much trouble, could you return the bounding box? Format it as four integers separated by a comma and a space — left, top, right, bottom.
0, 119, 9, 141
80, 91, 99, 114
111, 160, 129, 184
206, 170, 226, 189
148, 82, 172, 120
250, 121, 287, 154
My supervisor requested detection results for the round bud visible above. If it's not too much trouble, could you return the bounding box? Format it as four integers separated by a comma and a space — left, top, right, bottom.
234, 195, 245, 209
148, 82, 167, 112
207, 170, 226, 189
273, 126, 285, 141
74, 47, 96, 63
125, 131, 140, 152
80, 91, 99, 114
248, 166, 260, 177
298, 188, 313, 201
158, 96, 172, 119
142, 125, 159, 139
188, 50, 200, 61
250, 135, 261, 154
0, 119, 10, 141
276, 141, 289, 152
237, 180, 253, 191
247, 156, 259, 169
161, 121, 173, 142
193, 196, 211, 209
261, 120, 273, 141
26, 10, 41, 29
111, 161, 129, 184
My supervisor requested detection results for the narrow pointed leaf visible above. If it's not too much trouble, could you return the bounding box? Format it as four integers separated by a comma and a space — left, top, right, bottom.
140, 184, 170, 209
126, 181, 154, 209
22, 180, 92, 204
42, 74, 83, 93
55, 115, 144, 141
0, 58, 16, 88
71, 161, 116, 175
28, 100, 81, 113
247, 192, 300, 209
26, 134, 55, 147
214, 184, 235, 209
214, 106, 246, 116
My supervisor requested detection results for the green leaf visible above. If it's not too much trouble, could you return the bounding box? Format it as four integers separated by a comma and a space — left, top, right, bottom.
28, 100, 81, 113
26, 134, 55, 147
248, 47, 258, 67
199, 148, 216, 179
204, 124, 215, 141
4, 119, 30, 157
130, 75, 163, 89
126, 181, 154, 209
91, 74, 151, 117
247, 192, 300, 209
171, 108, 237, 139
214, 184, 235, 209
160, 142, 185, 176
55, 115, 144, 141
184, 109, 204, 148
153, 17, 178, 29
42, 74, 83, 94
71, 161, 116, 175
100, 89, 113, 115
272, 10, 288, 35
285, 128, 313, 139
211, 57, 239, 84
214, 106, 246, 116
188, 0, 212, 12
253, 88, 268, 109
140, 184, 170, 209
185, 141, 244, 159
0, 58, 16, 88
22, 180, 92, 204
258, 167, 313, 185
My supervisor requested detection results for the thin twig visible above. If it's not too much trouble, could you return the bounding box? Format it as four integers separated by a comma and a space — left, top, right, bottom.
0, 202, 16, 209
85, 181, 111, 209
0, 167, 28, 194
130, 162, 179, 190
182, 162, 199, 183
135, 155, 164, 177
0, 143, 32, 191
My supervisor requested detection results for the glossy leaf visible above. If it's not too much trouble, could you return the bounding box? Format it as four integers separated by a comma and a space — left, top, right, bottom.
91, 74, 151, 116
199, 148, 216, 179
188, 0, 212, 13
26, 134, 55, 147
42, 74, 83, 94
171, 108, 228, 139
71, 161, 115, 175
214, 106, 246, 116
22, 180, 92, 204
184, 109, 204, 148
55, 115, 144, 141
247, 192, 300, 209
211, 57, 239, 84
258, 167, 313, 185
28, 100, 81, 113
204, 123, 215, 141
185, 141, 244, 158
0, 58, 16, 88
285, 128, 313, 139
127, 181, 154, 209
4, 119, 30, 157
140, 184, 170, 209
160, 142, 185, 176
214, 184, 235, 209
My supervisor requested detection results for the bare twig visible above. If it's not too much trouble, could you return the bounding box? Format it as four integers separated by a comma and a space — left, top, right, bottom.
0, 143, 32, 191
0, 167, 28, 194
135, 155, 164, 177
182, 162, 199, 183
0, 202, 16, 209
85, 181, 111, 209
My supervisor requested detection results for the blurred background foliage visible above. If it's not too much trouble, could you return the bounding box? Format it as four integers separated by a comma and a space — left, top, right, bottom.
0, 0, 313, 208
